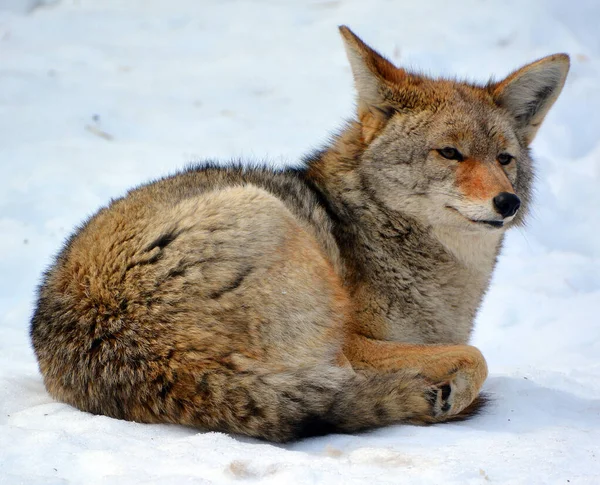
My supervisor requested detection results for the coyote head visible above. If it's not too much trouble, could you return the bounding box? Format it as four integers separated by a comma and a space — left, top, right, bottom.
337, 26, 569, 231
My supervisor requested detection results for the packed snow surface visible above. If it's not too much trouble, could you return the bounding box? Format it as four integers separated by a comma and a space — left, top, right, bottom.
1, 1, 599, 483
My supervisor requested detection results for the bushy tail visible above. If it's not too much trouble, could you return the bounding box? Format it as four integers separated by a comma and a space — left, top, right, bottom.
154, 365, 473, 442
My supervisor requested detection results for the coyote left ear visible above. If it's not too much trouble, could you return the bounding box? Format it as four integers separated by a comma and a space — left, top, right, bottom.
339, 26, 403, 117
492, 54, 570, 145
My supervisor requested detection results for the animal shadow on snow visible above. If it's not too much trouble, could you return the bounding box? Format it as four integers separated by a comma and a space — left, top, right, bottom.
241, 374, 600, 446
470, 375, 600, 433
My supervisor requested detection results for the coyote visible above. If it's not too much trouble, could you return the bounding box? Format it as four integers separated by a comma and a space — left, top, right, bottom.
30, 26, 569, 442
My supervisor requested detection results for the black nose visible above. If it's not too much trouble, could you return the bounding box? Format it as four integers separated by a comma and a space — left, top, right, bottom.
493, 192, 521, 218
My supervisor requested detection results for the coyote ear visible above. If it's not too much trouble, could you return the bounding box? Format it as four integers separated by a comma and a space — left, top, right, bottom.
491, 54, 570, 145
339, 25, 403, 115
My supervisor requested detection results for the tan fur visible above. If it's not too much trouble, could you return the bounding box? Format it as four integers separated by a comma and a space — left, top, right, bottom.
432, 227, 501, 272
344, 334, 488, 413
30, 27, 569, 441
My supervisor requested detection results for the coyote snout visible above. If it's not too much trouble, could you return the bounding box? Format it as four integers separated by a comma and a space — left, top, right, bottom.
447, 154, 522, 229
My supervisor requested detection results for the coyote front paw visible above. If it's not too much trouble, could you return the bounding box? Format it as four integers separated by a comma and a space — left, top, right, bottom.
423, 369, 486, 422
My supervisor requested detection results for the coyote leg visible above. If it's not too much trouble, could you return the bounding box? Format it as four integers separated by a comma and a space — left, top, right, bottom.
344, 334, 488, 419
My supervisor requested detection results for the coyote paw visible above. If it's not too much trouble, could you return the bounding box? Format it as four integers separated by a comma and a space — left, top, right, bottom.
425, 370, 481, 420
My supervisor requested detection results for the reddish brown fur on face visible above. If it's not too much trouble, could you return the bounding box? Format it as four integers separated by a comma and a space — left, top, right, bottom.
455, 158, 514, 201
359, 110, 389, 144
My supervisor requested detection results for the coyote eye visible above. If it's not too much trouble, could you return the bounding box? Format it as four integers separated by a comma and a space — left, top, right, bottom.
498, 153, 514, 165
437, 147, 464, 161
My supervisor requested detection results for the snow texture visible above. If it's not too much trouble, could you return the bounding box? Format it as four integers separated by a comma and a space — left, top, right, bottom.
1, 1, 599, 483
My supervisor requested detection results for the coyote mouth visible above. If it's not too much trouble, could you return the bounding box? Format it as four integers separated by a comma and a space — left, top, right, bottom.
446, 206, 504, 229
477, 220, 504, 228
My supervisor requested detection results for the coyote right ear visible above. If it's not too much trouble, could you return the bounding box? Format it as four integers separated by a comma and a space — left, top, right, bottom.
491, 54, 570, 145
339, 26, 404, 117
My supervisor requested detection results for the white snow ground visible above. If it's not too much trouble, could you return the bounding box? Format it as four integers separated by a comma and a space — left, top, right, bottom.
1, 0, 599, 483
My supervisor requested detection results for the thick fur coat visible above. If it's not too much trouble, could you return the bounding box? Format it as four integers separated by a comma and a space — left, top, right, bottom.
30, 27, 569, 441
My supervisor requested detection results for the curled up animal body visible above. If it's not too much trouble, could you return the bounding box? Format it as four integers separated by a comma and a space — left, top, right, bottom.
30, 26, 569, 442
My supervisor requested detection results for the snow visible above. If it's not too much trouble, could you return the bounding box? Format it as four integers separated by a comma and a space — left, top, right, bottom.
1, 0, 599, 483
